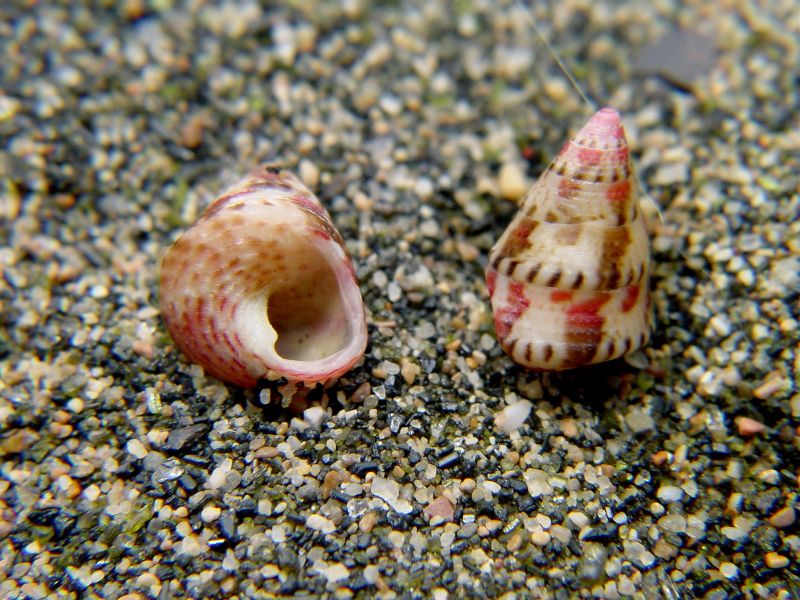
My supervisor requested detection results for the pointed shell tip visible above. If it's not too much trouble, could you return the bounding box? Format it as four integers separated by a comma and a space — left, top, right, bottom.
597, 107, 621, 119
579, 107, 626, 142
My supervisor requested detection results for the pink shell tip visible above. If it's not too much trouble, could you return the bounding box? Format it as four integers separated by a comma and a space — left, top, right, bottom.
575, 107, 626, 143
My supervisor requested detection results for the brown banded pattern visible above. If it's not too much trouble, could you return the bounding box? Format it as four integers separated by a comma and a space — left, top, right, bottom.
486, 108, 651, 370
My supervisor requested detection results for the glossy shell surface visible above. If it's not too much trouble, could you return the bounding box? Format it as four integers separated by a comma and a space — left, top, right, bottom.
486, 108, 651, 370
159, 166, 368, 388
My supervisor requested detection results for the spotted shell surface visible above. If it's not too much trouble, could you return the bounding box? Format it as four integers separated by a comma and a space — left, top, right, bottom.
159, 165, 368, 388
486, 108, 651, 370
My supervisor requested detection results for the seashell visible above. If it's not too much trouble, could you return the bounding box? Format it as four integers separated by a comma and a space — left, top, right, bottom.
159, 165, 368, 389
486, 108, 651, 370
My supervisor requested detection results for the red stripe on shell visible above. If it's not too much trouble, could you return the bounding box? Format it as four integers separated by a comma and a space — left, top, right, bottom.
195, 297, 206, 324
577, 147, 603, 166
558, 177, 581, 200
494, 281, 530, 342
564, 293, 611, 367
223, 332, 240, 356
513, 220, 535, 242
312, 227, 332, 241
566, 294, 609, 336
486, 269, 497, 296
621, 285, 640, 312
550, 290, 574, 303
291, 194, 326, 217
606, 180, 631, 203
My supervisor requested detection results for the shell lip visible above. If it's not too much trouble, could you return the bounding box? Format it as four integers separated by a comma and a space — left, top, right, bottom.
262, 318, 368, 383
256, 229, 368, 385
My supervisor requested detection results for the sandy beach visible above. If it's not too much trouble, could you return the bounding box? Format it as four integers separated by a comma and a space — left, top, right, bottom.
1, 1, 798, 598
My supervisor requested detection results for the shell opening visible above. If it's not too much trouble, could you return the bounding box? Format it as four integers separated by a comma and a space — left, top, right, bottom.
265, 243, 352, 362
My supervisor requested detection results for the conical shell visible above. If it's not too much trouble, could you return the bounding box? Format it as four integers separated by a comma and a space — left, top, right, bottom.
486, 108, 651, 370
159, 165, 368, 388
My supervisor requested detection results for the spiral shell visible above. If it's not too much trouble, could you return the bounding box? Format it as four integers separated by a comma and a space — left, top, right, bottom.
486, 108, 651, 370
159, 165, 368, 388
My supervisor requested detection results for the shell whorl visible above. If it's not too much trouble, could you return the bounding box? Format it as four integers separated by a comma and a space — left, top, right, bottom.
159, 165, 368, 388
486, 108, 651, 370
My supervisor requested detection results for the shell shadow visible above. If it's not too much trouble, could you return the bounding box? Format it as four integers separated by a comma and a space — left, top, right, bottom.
536, 358, 647, 413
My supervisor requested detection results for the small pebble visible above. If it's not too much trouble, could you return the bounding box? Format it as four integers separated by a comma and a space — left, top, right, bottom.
623, 540, 655, 568
768, 506, 795, 529
126, 439, 148, 459
656, 485, 684, 504
719, 562, 738, 579
567, 511, 590, 529
201, 505, 222, 523
651, 451, 670, 466
358, 511, 377, 534
735, 416, 766, 436
498, 162, 529, 201
303, 406, 327, 430
180, 113, 209, 148
321, 563, 350, 583
560, 417, 578, 438
530, 530, 551, 546
306, 514, 336, 534
424, 496, 455, 523
578, 542, 608, 582
507, 532, 524, 552
400, 360, 420, 385
651, 163, 688, 185
764, 552, 789, 569
298, 158, 320, 188
753, 375, 786, 400
494, 400, 532, 434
